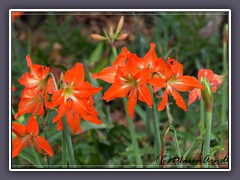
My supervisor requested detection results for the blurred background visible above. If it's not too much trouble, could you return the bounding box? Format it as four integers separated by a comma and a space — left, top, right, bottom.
11, 11, 229, 168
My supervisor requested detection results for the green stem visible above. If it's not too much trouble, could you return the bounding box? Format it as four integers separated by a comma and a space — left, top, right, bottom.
62, 131, 68, 168
203, 110, 212, 168
149, 86, 162, 156
221, 26, 228, 147
32, 149, 44, 168
49, 72, 58, 91
112, 46, 118, 59
37, 115, 50, 167
62, 115, 76, 168
200, 100, 205, 135
123, 97, 143, 168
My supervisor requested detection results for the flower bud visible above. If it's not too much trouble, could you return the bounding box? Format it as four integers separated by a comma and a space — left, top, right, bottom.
201, 77, 213, 112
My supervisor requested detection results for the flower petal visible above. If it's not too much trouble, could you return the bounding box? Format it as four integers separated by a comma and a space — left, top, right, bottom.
65, 62, 84, 85
46, 89, 63, 109
148, 77, 165, 88
92, 67, 117, 83
169, 89, 187, 111
102, 83, 131, 102
169, 75, 204, 92
74, 82, 102, 98
12, 123, 26, 137
188, 88, 199, 105
26, 55, 50, 80
25, 116, 39, 136
82, 115, 102, 125
158, 90, 168, 111
12, 136, 30, 158
127, 89, 138, 118
34, 136, 54, 156
138, 85, 152, 108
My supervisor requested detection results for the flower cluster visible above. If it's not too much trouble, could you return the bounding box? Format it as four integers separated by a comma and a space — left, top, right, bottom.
12, 57, 102, 158
12, 55, 55, 158
92, 43, 204, 118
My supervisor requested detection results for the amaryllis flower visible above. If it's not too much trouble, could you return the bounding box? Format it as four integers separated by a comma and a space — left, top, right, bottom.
102, 58, 152, 118
12, 116, 54, 158
149, 58, 204, 111
46, 63, 102, 134
19, 55, 55, 99
14, 55, 54, 119
131, 43, 165, 72
188, 69, 224, 105
92, 47, 129, 83
14, 89, 45, 119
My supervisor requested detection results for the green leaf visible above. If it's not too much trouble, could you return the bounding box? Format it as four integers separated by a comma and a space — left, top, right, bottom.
88, 42, 104, 65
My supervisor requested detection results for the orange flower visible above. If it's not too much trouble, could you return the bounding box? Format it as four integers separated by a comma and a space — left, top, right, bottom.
12, 12, 24, 22
19, 55, 55, 98
15, 55, 54, 119
102, 58, 152, 118
14, 89, 44, 119
12, 116, 54, 158
92, 47, 129, 83
149, 58, 204, 111
188, 69, 224, 105
131, 43, 165, 72
46, 63, 102, 134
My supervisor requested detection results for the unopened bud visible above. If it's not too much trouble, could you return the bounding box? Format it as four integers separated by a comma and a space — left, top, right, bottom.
201, 78, 213, 112
91, 34, 107, 41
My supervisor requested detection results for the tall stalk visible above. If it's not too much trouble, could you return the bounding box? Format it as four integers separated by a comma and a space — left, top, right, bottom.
149, 86, 162, 156
203, 111, 212, 168
221, 24, 228, 147
123, 97, 143, 168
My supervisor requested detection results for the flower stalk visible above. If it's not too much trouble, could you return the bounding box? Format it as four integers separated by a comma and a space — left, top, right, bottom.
149, 86, 162, 156
123, 97, 143, 168
201, 78, 213, 168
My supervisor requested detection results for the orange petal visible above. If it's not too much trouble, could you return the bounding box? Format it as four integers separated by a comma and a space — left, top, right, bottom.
138, 85, 152, 108
34, 136, 54, 156
112, 47, 129, 68
158, 90, 168, 111
12, 136, 31, 158
169, 76, 204, 92
47, 77, 55, 94
82, 115, 102, 124
25, 116, 39, 136
102, 83, 131, 102
143, 43, 159, 70
149, 77, 165, 88
46, 89, 63, 109
52, 102, 65, 123
26, 55, 50, 80
65, 62, 84, 85
169, 89, 187, 111
73, 98, 96, 116
66, 111, 81, 134
127, 89, 138, 118
198, 69, 214, 81
134, 68, 151, 85
12, 123, 26, 137
19, 72, 40, 88
92, 67, 117, 83
188, 88, 199, 105
167, 59, 183, 78
74, 84, 102, 98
